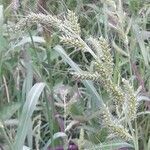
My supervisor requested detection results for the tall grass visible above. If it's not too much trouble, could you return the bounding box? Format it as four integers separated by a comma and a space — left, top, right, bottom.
0, 0, 150, 150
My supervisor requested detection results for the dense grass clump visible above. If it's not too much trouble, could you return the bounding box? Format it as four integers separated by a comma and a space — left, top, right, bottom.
0, 0, 150, 150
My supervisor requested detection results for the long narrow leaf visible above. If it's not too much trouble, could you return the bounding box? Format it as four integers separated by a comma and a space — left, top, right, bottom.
132, 24, 149, 67
86, 141, 134, 150
13, 83, 45, 150
42, 132, 67, 150
0, 102, 21, 121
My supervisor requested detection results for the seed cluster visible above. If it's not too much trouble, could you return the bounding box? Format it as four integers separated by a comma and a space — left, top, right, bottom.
71, 72, 100, 82
60, 36, 84, 49
12, 13, 62, 32
101, 105, 132, 141
122, 79, 137, 120
99, 37, 114, 76
13, 10, 139, 142
65, 10, 81, 35
93, 61, 124, 106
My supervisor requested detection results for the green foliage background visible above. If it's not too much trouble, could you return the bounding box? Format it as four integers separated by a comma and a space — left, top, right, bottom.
0, 0, 149, 150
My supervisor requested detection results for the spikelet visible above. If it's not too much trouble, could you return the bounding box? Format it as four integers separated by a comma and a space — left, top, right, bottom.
122, 78, 137, 120
60, 36, 85, 49
87, 37, 103, 58
70, 72, 100, 82
101, 104, 132, 141
93, 61, 124, 106
71, 63, 124, 106
99, 37, 114, 76
99, 37, 113, 64
78, 128, 85, 150
108, 124, 133, 141
11, 13, 62, 32
87, 37, 114, 77
66, 10, 81, 35
101, 104, 113, 125
91, 38, 124, 106
106, 81, 124, 106
93, 61, 110, 79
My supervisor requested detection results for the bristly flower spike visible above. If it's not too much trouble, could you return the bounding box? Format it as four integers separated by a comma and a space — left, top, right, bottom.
65, 9, 81, 35
122, 78, 138, 120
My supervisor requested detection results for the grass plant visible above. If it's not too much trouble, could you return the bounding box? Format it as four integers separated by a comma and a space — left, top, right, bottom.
0, 0, 149, 150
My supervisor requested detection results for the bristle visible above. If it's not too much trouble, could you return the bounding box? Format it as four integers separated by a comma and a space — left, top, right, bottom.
122, 78, 138, 120
65, 10, 81, 35
60, 36, 85, 50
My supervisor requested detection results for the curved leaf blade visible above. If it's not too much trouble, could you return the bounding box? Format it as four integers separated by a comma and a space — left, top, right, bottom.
13, 82, 45, 150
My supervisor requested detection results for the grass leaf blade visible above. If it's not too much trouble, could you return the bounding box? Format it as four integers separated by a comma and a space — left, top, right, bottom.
13, 82, 45, 150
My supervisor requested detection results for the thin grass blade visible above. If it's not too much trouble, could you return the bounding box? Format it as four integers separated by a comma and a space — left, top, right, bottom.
13, 82, 45, 150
